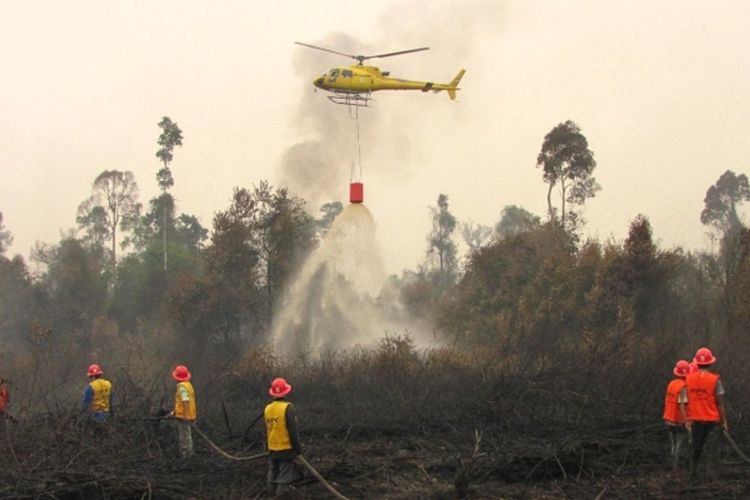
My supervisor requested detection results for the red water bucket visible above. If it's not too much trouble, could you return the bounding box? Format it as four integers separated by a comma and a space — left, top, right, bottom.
350, 182, 363, 204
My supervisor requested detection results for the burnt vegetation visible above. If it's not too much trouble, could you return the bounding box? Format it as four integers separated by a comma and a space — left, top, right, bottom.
1, 122, 750, 498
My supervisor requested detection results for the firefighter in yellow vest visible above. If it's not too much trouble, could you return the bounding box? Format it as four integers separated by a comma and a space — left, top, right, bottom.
81, 364, 112, 422
264, 377, 302, 496
168, 364, 197, 458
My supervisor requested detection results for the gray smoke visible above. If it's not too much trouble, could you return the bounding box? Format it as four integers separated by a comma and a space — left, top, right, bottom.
271, 2, 505, 354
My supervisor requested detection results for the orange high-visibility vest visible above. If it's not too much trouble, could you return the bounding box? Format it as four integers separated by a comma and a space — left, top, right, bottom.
663, 378, 686, 424
685, 371, 720, 422
89, 378, 112, 412
265, 401, 292, 451
0, 388, 8, 412
174, 381, 197, 421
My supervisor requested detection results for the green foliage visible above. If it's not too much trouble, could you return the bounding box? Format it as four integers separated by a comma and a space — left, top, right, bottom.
315, 201, 343, 236
495, 205, 540, 239
425, 194, 458, 288
155, 116, 183, 171
155, 167, 174, 192
77, 170, 141, 270
0, 212, 13, 255
112, 238, 203, 331
536, 120, 599, 228
700, 171, 750, 337
165, 182, 315, 354
154, 116, 184, 272
700, 170, 750, 234
459, 220, 493, 253
0, 253, 39, 347
34, 237, 108, 335
437, 215, 692, 395
124, 193, 207, 254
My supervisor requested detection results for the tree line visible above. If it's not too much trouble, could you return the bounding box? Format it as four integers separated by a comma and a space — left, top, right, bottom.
1, 118, 749, 414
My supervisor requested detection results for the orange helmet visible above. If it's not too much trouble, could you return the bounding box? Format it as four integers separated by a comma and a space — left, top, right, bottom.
269, 377, 292, 398
87, 364, 103, 377
693, 347, 716, 366
172, 365, 191, 382
673, 360, 690, 377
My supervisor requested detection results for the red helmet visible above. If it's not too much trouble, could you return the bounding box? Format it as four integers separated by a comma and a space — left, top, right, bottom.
269, 377, 292, 398
673, 360, 690, 377
172, 365, 191, 382
694, 347, 716, 366
87, 364, 103, 377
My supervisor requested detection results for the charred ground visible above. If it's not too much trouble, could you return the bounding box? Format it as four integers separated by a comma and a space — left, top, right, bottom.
2, 341, 749, 499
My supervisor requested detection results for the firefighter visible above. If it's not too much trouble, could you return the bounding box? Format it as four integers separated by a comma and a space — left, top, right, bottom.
679, 347, 728, 480
0, 378, 10, 432
663, 360, 690, 469
264, 377, 302, 497
81, 364, 113, 422
168, 364, 197, 458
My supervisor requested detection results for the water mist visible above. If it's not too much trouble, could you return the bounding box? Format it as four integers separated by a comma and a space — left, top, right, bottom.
272, 203, 423, 356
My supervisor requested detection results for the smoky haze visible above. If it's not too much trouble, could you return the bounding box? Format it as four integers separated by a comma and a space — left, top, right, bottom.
277, 1, 503, 212
1, 1, 748, 276
277, 33, 379, 208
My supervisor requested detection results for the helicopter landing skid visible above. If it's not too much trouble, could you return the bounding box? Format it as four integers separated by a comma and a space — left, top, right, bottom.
327, 93, 372, 107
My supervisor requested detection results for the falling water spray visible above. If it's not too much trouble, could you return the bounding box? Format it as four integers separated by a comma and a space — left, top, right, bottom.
271, 200, 393, 355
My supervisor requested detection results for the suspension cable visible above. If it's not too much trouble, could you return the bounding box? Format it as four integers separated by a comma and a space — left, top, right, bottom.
350, 108, 363, 183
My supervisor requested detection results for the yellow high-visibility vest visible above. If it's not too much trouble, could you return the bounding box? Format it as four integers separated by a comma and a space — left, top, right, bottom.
89, 378, 112, 412
174, 381, 197, 421
265, 401, 292, 451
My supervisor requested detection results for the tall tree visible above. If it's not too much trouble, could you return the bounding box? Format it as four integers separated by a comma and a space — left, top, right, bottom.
77, 170, 140, 273
700, 170, 750, 235
155, 116, 183, 271
425, 194, 458, 288
536, 120, 599, 228
700, 170, 750, 334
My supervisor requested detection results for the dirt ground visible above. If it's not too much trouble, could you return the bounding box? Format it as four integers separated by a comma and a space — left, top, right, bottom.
2, 414, 749, 499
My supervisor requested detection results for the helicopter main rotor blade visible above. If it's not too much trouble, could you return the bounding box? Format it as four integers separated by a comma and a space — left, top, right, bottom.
363, 47, 430, 60
294, 41, 358, 61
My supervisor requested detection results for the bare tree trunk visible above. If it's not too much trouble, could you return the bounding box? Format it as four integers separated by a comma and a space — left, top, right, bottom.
163, 204, 168, 272
560, 179, 567, 230
112, 224, 117, 279
547, 182, 554, 221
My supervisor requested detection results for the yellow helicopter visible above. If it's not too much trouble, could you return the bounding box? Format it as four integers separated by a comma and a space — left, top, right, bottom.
295, 42, 465, 106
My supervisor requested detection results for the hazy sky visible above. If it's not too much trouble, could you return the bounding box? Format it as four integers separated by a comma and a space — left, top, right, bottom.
1, 1, 748, 274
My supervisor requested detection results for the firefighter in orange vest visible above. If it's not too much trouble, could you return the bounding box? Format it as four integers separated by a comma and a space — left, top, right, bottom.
663, 360, 691, 469
81, 364, 113, 422
0, 378, 10, 431
168, 364, 197, 458
264, 377, 302, 496
679, 347, 728, 480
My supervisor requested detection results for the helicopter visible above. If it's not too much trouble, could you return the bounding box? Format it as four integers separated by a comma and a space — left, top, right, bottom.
295, 42, 465, 106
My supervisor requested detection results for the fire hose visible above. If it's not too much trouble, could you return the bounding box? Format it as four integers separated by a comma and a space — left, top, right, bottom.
189, 422, 268, 462
722, 429, 750, 465
189, 422, 351, 499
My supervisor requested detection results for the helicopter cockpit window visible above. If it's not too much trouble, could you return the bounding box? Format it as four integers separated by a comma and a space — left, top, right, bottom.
341, 70, 353, 78
329, 69, 340, 78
